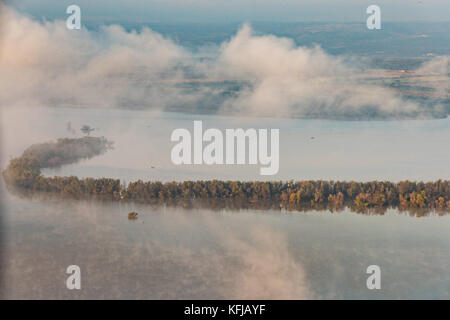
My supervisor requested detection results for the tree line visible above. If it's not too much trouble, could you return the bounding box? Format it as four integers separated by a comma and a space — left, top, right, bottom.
3, 137, 449, 214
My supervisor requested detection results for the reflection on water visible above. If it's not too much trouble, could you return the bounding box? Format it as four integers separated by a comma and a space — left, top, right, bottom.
1, 186, 449, 299
1, 107, 449, 299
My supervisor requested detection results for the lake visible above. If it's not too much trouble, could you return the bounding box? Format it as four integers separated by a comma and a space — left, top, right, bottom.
2, 107, 449, 182
0, 106, 449, 299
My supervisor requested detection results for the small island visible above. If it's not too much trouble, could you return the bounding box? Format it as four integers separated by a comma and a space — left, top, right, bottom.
128, 211, 138, 220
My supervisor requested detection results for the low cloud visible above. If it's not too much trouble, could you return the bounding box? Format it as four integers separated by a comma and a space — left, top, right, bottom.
0, 5, 448, 119
416, 55, 450, 99
0, 6, 188, 109
214, 25, 425, 118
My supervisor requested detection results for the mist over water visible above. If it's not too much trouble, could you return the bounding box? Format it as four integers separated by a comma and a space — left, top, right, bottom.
1, 4, 450, 300
1, 106, 449, 299
1, 186, 449, 299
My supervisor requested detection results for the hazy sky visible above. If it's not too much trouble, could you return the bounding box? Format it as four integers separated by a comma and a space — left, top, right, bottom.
6, 0, 450, 23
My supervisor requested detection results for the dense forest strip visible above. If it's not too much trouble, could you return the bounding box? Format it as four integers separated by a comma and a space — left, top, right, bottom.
2, 137, 450, 214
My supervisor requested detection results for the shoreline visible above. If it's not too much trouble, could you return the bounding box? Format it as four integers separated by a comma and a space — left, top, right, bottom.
2, 137, 449, 215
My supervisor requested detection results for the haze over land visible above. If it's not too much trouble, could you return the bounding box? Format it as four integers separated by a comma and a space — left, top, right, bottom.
0, 5, 449, 120
8, 0, 450, 23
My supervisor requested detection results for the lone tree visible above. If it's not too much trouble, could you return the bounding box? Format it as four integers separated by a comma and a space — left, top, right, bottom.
81, 125, 95, 136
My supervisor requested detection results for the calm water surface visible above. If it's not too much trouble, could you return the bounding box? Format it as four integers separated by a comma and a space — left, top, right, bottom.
1, 188, 449, 299
1, 107, 449, 299
2, 107, 450, 182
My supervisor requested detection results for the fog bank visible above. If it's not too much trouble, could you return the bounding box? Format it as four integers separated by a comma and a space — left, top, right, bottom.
0, 5, 448, 119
